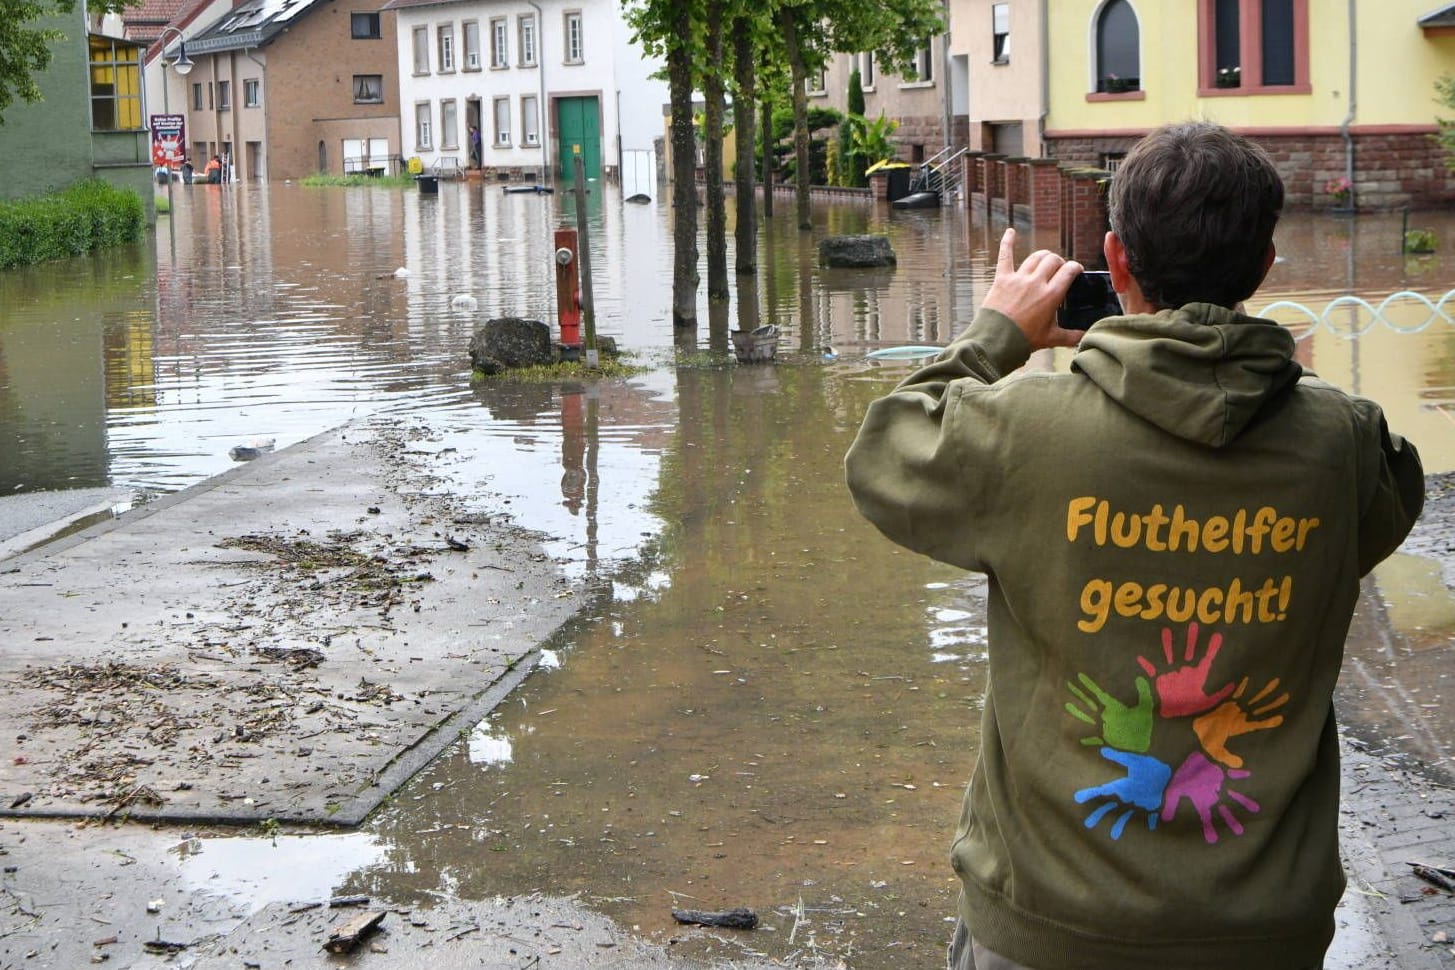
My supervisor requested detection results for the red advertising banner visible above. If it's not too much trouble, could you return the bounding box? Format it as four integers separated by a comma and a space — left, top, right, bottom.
150, 114, 186, 169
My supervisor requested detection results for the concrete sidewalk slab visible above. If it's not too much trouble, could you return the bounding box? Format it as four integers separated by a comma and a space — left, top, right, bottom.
0, 418, 583, 826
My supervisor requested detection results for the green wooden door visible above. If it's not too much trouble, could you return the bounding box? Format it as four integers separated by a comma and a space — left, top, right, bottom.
556, 96, 601, 180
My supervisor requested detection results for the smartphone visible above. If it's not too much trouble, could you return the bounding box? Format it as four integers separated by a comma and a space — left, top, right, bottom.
1057, 270, 1121, 331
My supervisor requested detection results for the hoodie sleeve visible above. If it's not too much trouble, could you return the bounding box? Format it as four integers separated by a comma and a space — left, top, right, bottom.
1354, 398, 1425, 576
844, 308, 1032, 571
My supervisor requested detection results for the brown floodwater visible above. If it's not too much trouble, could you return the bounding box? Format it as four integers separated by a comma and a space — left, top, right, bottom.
1, 181, 1452, 967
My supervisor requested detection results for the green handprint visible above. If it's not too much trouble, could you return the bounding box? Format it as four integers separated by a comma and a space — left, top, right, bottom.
1065, 673, 1154, 753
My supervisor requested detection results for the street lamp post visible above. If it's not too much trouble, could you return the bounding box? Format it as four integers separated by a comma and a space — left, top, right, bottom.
156, 26, 193, 248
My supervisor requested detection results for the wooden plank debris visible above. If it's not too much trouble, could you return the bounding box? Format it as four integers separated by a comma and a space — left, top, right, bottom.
323, 909, 386, 953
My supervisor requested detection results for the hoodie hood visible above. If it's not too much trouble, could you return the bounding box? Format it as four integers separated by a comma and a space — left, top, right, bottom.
1070, 303, 1302, 448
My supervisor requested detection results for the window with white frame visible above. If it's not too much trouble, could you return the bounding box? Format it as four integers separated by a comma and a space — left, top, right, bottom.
244, 77, 260, 107
415, 101, 433, 148
494, 96, 511, 145
859, 51, 875, 89
518, 15, 537, 66
522, 94, 539, 145
191, 82, 203, 109
218, 79, 231, 110
564, 11, 583, 63
807, 66, 826, 93
463, 21, 480, 70
412, 26, 429, 73
992, 4, 1009, 63
441, 99, 458, 148
490, 17, 508, 68
352, 74, 383, 103
912, 39, 934, 80
438, 24, 455, 72
1095, 0, 1140, 93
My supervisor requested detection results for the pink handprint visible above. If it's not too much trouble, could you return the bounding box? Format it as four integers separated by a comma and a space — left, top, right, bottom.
1138, 624, 1235, 717
1193, 677, 1289, 769
1161, 751, 1261, 844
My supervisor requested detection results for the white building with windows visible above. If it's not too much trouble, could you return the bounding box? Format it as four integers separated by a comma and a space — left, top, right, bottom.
383, 0, 666, 183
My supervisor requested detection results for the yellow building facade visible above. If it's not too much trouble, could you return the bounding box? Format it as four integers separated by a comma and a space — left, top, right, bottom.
1043, 0, 1455, 208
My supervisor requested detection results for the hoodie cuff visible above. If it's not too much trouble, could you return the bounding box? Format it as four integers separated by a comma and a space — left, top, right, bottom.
951, 308, 1033, 381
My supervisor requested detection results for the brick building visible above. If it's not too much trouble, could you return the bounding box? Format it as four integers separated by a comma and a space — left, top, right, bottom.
178, 0, 401, 181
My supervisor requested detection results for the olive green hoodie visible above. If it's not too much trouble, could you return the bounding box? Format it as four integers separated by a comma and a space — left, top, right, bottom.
844, 304, 1424, 970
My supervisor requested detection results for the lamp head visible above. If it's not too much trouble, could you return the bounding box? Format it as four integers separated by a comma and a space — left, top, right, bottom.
170, 42, 194, 76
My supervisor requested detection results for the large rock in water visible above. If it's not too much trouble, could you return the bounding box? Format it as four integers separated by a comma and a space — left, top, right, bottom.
819, 234, 897, 268
469, 318, 553, 374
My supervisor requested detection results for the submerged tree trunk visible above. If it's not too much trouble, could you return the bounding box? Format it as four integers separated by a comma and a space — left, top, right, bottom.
760, 90, 774, 219
667, 7, 699, 330
780, 8, 812, 231
703, 0, 728, 303
730, 14, 756, 275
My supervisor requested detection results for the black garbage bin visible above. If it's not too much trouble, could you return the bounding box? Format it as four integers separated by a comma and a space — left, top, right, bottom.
416, 174, 439, 194
885, 166, 912, 203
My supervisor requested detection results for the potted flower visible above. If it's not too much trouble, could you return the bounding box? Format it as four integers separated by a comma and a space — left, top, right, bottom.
1324, 176, 1352, 211
1216, 66, 1241, 88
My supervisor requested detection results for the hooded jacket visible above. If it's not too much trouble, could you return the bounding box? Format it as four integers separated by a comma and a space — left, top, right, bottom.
844, 304, 1424, 970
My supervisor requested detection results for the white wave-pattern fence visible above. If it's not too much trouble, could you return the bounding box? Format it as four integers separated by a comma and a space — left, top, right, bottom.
1255, 290, 1455, 341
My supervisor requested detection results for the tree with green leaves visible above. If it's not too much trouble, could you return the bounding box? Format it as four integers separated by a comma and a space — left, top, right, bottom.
1438, 74, 1455, 172
776, 0, 944, 229
0, 0, 130, 123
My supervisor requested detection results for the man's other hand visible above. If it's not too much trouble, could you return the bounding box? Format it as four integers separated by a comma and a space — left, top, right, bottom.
981, 227, 1085, 350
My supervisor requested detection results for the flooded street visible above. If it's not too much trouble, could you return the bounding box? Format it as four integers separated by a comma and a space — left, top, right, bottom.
2, 180, 1454, 967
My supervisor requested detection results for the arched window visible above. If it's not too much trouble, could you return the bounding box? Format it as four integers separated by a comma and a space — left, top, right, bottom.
1096, 0, 1140, 93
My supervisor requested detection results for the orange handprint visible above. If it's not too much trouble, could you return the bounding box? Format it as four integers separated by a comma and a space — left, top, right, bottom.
1193, 677, 1288, 768
1137, 624, 1235, 718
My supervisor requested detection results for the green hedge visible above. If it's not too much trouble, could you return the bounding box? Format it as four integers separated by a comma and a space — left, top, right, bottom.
0, 180, 146, 271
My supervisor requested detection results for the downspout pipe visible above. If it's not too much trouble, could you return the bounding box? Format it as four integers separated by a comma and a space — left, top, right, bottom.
1340, 0, 1356, 206
1038, 0, 1049, 155
245, 47, 265, 180
528, 0, 551, 183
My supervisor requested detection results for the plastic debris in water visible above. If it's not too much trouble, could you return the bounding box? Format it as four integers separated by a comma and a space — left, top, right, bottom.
228, 437, 277, 462
865, 345, 944, 360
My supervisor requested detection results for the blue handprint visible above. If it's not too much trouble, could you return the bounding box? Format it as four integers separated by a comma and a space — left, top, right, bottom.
1075, 747, 1173, 840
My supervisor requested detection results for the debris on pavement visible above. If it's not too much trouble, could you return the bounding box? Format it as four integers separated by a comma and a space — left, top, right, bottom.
1408, 861, 1455, 893
670, 907, 759, 930
323, 908, 386, 952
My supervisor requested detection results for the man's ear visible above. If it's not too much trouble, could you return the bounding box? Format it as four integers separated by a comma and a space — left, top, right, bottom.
1104, 231, 1133, 293
1104, 231, 1156, 314
1256, 242, 1277, 288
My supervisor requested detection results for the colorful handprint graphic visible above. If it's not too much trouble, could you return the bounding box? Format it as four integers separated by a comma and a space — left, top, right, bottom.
1069, 625, 1285, 844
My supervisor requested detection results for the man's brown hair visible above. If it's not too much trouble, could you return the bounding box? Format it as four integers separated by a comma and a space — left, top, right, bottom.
1108, 122, 1284, 310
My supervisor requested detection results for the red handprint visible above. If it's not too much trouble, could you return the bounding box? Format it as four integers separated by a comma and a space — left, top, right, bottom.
1138, 624, 1235, 718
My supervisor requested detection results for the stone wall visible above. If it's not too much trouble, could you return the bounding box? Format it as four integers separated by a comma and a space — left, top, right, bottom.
1047, 128, 1455, 211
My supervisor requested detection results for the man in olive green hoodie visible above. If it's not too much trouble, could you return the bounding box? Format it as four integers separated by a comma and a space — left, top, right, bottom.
845, 122, 1424, 970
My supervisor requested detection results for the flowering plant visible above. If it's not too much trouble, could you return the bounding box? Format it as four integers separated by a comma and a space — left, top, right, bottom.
1324, 176, 1352, 205
1216, 65, 1241, 88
